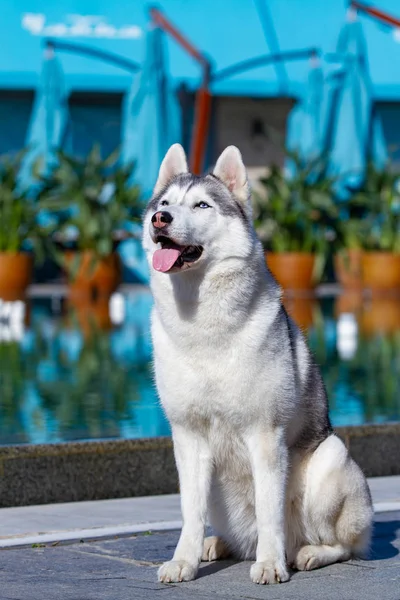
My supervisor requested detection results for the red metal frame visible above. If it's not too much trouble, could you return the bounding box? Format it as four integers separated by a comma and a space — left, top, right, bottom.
150, 7, 208, 68
351, 1, 400, 29
150, 7, 211, 174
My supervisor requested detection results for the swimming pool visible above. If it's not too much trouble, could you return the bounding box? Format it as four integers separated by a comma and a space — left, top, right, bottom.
0, 288, 399, 445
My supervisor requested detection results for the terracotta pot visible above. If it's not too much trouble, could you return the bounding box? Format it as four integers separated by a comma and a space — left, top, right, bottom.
282, 295, 317, 331
0, 252, 33, 298
266, 252, 316, 290
334, 249, 363, 289
361, 297, 400, 336
362, 252, 400, 291
65, 251, 122, 297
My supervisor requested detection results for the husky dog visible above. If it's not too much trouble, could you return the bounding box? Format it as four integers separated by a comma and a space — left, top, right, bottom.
143, 144, 373, 585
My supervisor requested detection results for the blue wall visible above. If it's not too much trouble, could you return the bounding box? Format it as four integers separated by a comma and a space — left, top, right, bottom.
3, 1, 400, 97
377, 102, 400, 165
68, 93, 122, 157
0, 93, 33, 154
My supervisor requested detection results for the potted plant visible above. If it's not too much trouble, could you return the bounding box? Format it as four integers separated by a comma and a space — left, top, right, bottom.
333, 213, 364, 290
39, 145, 141, 297
254, 152, 337, 290
331, 180, 370, 294
353, 162, 400, 291
0, 152, 49, 299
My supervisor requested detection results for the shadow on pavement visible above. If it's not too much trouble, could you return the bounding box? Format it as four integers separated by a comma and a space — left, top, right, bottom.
369, 520, 400, 560
197, 560, 237, 578
196, 519, 400, 575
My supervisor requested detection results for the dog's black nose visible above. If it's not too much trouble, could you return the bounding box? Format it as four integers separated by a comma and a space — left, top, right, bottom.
151, 211, 173, 229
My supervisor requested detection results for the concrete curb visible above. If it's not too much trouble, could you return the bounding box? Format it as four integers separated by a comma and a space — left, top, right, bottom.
0, 424, 399, 507
1, 501, 399, 549
0, 521, 183, 549
0, 437, 176, 508
337, 423, 400, 477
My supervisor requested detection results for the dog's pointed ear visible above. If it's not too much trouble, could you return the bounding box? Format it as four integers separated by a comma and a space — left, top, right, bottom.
154, 144, 188, 195
213, 146, 250, 206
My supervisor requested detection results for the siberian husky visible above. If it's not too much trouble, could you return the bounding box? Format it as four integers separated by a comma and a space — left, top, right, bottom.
142, 144, 373, 585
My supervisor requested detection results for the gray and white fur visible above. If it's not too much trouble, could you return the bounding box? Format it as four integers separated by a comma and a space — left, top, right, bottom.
142, 144, 373, 585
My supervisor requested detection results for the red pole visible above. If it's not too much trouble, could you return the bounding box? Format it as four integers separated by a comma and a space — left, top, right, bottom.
190, 87, 212, 174
351, 1, 400, 29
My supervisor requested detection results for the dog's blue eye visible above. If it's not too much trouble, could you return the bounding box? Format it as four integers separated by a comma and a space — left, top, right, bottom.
196, 202, 210, 209
160, 200, 169, 206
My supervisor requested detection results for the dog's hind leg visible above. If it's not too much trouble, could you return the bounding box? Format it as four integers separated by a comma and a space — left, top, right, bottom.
293, 434, 373, 572
202, 536, 231, 561
293, 543, 350, 571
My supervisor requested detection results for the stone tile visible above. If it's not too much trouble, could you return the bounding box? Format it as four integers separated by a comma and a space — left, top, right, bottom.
1, 515, 399, 600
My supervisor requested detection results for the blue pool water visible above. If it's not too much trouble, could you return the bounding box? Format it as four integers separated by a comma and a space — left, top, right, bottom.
0, 289, 399, 445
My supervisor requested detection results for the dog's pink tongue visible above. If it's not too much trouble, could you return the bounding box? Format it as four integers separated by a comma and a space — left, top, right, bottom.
153, 248, 182, 272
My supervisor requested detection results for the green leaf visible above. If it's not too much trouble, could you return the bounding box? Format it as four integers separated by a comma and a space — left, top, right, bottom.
29, 144, 142, 258
97, 238, 112, 257
67, 252, 82, 282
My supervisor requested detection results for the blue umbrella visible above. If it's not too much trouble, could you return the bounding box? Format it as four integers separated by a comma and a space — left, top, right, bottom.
285, 59, 324, 174
324, 15, 387, 194
19, 45, 69, 190
370, 108, 388, 171
119, 25, 181, 284
121, 25, 181, 199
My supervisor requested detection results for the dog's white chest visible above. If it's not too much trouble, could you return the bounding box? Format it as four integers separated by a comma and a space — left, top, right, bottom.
153, 329, 257, 426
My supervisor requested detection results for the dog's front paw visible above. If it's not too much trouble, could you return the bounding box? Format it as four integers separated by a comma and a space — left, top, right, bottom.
158, 560, 198, 583
250, 560, 289, 585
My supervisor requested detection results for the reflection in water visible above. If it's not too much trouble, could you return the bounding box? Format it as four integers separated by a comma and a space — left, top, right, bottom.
335, 290, 363, 318
361, 296, 400, 336
0, 291, 399, 446
0, 291, 169, 445
283, 295, 317, 331
0, 298, 28, 342
317, 295, 400, 426
336, 313, 358, 361
66, 296, 114, 337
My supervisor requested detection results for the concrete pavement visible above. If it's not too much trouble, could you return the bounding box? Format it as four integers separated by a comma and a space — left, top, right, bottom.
0, 477, 399, 598
1, 511, 399, 600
